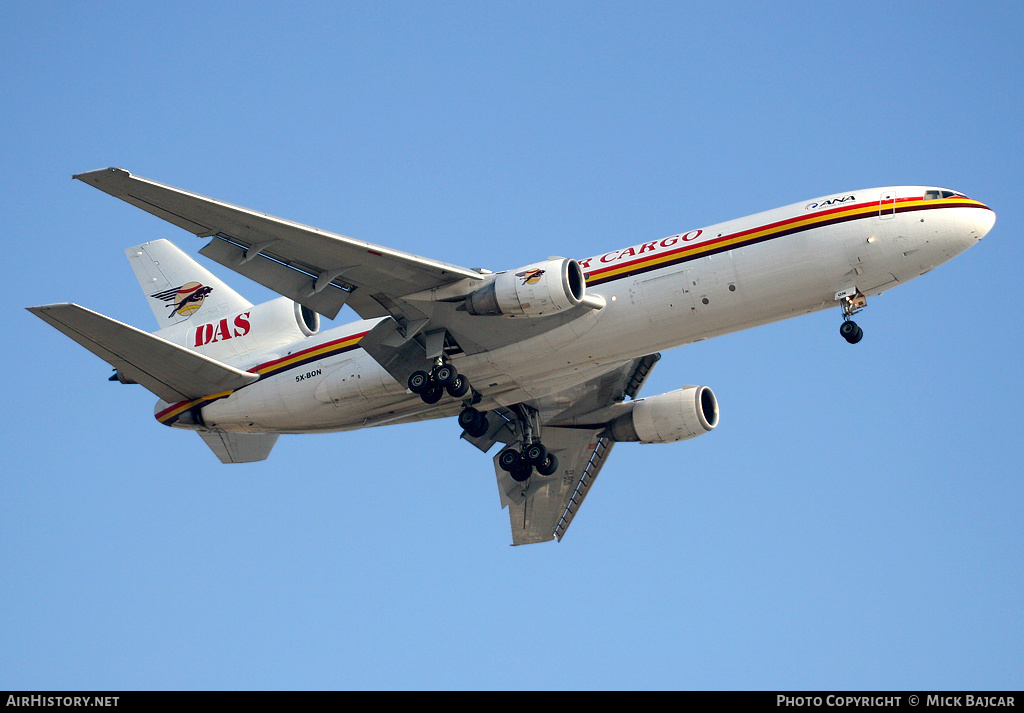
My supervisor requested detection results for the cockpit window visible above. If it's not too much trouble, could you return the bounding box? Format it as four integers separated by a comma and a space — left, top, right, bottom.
924, 189, 968, 200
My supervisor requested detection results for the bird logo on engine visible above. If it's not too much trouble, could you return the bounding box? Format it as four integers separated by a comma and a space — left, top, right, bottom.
516, 269, 545, 286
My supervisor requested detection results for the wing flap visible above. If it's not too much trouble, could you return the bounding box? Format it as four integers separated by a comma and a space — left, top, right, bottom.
552, 433, 615, 542
199, 235, 352, 319
28, 303, 258, 403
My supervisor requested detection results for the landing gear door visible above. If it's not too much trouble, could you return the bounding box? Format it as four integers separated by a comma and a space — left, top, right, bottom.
879, 191, 896, 220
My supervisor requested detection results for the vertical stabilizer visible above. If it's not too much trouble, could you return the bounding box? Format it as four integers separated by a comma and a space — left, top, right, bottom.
127, 239, 252, 329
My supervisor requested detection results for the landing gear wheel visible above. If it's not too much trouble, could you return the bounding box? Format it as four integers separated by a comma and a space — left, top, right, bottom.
420, 386, 444, 404
408, 370, 431, 394
458, 407, 489, 438
536, 453, 559, 476
467, 418, 489, 438
446, 374, 470, 398
432, 363, 458, 388
509, 462, 533, 482
840, 320, 863, 344
498, 448, 523, 472
524, 442, 548, 466
458, 407, 480, 430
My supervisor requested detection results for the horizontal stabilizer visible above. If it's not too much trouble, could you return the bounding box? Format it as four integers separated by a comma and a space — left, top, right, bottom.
27, 303, 259, 403
198, 431, 279, 463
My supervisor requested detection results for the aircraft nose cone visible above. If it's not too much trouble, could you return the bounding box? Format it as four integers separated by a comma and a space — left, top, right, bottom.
973, 206, 996, 239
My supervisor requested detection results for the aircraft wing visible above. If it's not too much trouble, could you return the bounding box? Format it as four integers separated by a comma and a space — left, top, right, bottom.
474, 354, 660, 545
73, 168, 485, 321
74, 168, 606, 364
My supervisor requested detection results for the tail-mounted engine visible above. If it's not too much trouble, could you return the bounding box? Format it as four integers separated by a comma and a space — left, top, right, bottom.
157, 296, 320, 361
608, 386, 719, 444
464, 258, 588, 318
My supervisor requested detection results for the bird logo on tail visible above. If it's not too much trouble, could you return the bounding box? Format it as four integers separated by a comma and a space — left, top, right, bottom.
150, 282, 214, 317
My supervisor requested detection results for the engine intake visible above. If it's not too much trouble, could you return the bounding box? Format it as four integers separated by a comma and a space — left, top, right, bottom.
464, 258, 586, 318
609, 386, 719, 444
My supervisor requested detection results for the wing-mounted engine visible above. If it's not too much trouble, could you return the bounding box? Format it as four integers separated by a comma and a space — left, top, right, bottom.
608, 386, 719, 443
464, 258, 600, 317
156, 296, 320, 362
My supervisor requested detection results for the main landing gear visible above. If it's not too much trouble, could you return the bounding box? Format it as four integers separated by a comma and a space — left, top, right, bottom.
409, 358, 558, 483
494, 406, 559, 482
407, 360, 471, 404
408, 357, 496, 443
498, 443, 559, 482
836, 288, 866, 345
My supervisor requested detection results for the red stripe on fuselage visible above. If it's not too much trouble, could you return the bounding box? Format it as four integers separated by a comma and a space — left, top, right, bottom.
583, 196, 988, 286
156, 329, 369, 424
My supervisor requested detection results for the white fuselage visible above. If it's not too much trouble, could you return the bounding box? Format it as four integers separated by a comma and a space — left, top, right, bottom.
158, 187, 994, 434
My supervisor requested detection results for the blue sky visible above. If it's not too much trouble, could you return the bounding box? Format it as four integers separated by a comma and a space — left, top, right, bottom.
2, 0, 1021, 690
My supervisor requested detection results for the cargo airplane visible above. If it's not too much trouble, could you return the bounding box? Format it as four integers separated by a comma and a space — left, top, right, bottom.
29, 169, 995, 544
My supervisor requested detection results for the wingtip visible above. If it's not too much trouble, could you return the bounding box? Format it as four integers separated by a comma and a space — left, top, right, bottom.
72, 167, 130, 182
28, 302, 79, 315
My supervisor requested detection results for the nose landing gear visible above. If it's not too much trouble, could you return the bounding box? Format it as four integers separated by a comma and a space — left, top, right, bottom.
835, 287, 867, 344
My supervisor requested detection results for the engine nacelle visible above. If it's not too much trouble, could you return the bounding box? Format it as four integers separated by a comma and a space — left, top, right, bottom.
464, 258, 586, 318
608, 386, 719, 444
155, 296, 320, 362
